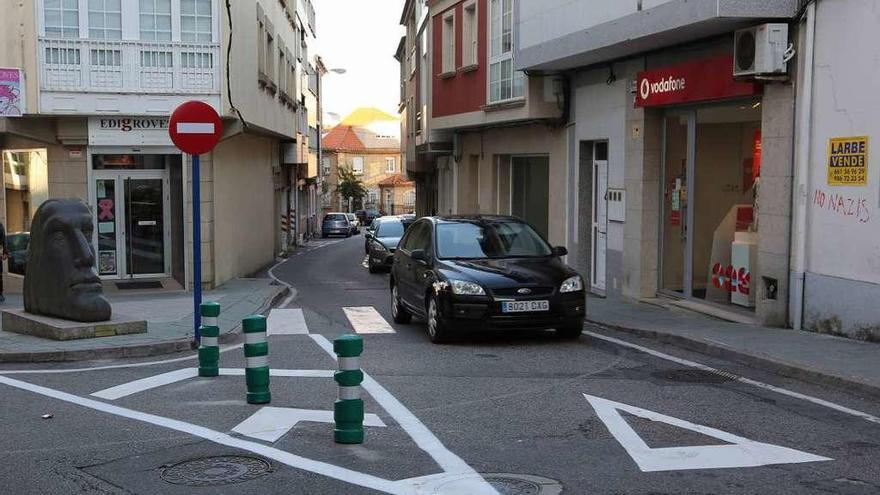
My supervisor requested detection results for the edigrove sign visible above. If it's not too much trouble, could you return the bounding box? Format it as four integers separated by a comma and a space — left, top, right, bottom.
635, 54, 762, 108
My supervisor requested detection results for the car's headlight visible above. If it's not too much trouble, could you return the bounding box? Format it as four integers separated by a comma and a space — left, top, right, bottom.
560, 276, 584, 293
449, 279, 485, 296
372, 241, 387, 252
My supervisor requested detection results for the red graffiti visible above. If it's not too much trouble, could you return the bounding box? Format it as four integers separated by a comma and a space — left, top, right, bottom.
98, 199, 114, 221
712, 263, 750, 295
812, 189, 871, 224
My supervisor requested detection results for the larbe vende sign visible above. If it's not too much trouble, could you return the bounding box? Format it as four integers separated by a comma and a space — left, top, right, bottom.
635, 54, 762, 108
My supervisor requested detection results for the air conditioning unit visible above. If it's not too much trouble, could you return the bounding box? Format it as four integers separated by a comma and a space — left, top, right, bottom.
733, 23, 789, 77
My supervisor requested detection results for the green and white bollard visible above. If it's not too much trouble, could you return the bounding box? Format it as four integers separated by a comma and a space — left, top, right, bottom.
198, 302, 221, 377
333, 334, 365, 444
242, 315, 271, 404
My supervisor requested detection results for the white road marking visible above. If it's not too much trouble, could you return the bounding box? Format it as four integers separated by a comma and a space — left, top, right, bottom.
584, 330, 880, 425
343, 306, 395, 334
176, 122, 214, 133
0, 375, 410, 495
0, 343, 243, 375
267, 308, 309, 335
232, 406, 386, 443
90, 368, 335, 400
583, 393, 832, 472
309, 334, 497, 494
91, 368, 198, 400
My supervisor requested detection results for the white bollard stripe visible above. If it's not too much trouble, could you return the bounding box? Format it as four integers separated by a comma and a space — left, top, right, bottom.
338, 356, 360, 371
200, 337, 218, 347
339, 386, 360, 400
177, 122, 215, 134
202, 316, 218, 327
245, 333, 267, 344
246, 355, 269, 368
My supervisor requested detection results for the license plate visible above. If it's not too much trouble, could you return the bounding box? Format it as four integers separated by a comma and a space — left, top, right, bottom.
501, 300, 550, 313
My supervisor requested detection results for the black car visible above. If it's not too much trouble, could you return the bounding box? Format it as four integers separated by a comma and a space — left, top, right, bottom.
6, 231, 29, 275
365, 216, 414, 273
389, 215, 586, 343
321, 213, 352, 238
355, 209, 382, 225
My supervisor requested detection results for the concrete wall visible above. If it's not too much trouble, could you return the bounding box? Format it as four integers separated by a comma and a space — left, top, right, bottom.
223, 0, 301, 139
211, 134, 276, 286
801, 0, 880, 338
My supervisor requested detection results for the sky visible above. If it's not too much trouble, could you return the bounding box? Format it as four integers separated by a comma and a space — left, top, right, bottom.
313, 0, 407, 127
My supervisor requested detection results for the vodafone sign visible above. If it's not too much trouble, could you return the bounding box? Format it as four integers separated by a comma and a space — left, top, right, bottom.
635, 54, 762, 108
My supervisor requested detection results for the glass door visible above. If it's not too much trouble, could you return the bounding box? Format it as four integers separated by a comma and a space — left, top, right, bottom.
92, 173, 169, 279
125, 178, 166, 276
660, 111, 695, 296
511, 156, 550, 238
95, 177, 121, 277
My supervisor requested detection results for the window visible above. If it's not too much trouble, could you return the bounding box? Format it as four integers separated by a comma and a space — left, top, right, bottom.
402, 221, 431, 252
278, 46, 286, 92
489, 0, 524, 103
436, 220, 551, 259
462, 2, 478, 67
45, 0, 80, 38
322, 157, 331, 176
91, 49, 122, 66
257, 17, 266, 76
140, 0, 172, 41
141, 50, 173, 67
180, 0, 212, 42
266, 31, 275, 82
45, 47, 81, 65
352, 157, 364, 175
89, 0, 122, 39
181, 52, 213, 68
441, 12, 455, 74
386, 157, 396, 173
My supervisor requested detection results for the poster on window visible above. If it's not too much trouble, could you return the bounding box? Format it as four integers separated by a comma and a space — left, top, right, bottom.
98, 250, 117, 275
0, 68, 25, 117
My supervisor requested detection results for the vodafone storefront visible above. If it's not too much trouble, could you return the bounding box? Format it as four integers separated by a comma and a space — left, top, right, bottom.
637, 54, 766, 314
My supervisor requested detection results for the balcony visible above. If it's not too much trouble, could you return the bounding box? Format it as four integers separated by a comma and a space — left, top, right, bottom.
38, 37, 221, 114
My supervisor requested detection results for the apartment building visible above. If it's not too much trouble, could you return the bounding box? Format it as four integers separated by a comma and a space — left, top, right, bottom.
398, 0, 568, 244
321, 117, 409, 215
0, 0, 318, 291
514, 0, 880, 337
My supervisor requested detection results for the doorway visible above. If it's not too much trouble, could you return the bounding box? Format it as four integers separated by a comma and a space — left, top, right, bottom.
591, 142, 608, 293
510, 155, 549, 238
91, 154, 175, 279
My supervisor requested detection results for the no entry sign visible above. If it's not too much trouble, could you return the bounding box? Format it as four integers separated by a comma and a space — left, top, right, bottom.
169, 101, 222, 155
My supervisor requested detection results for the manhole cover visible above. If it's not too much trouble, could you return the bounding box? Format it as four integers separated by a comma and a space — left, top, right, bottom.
652, 368, 738, 383
482, 474, 563, 495
161, 455, 272, 486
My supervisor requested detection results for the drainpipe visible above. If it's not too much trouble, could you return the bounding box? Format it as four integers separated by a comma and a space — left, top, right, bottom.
790, 1, 816, 330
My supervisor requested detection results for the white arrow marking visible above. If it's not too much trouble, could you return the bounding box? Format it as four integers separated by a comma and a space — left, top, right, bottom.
232, 406, 386, 443
177, 122, 214, 134
584, 394, 832, 472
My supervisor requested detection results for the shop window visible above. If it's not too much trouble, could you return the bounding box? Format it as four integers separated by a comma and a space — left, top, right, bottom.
92, 154, 167, 170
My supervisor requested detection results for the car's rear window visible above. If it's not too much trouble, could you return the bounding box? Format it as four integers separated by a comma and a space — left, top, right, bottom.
436, 220, 552, 259
376, 220, 405, 237
325, 214, 346, 221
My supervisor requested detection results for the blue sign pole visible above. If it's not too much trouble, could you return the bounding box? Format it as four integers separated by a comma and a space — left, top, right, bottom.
192, 153, 202, 342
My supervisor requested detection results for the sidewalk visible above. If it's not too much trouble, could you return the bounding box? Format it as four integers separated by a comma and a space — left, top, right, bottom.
0, 278, 287, 363
586, 295, 880, 397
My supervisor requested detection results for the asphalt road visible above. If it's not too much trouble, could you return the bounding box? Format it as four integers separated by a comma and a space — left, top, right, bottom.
2, 235, 880, 495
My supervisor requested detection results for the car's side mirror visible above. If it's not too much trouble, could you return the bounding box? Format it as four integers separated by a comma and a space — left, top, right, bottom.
553, 246, 568, 257
411, 249, 428, 264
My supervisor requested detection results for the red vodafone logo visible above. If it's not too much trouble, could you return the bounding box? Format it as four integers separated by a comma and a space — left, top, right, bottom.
169, 101, 222, 155
635, 54, 761, 108
639, 76, 687, 101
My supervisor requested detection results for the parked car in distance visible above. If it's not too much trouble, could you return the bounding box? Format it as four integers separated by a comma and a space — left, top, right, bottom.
389, 215, 585, 343
365, 216, 415, 273
346, 213, 360, 235
355, 209, 382, 225
322, 213, 352, 238
6, 231, 29, 275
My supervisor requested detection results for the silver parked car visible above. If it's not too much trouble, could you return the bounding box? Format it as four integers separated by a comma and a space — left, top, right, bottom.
322, 213, 352, 238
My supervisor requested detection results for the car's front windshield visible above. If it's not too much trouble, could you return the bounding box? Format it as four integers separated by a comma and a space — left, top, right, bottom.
436, 220, 552, 259
377, 220, 405, 237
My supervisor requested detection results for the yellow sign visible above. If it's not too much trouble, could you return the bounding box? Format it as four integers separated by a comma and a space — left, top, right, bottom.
827, 136, 869, 186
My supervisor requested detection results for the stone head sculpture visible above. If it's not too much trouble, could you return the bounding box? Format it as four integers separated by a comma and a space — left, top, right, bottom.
24, 199, 111, 322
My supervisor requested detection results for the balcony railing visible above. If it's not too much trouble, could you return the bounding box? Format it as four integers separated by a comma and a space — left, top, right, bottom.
38, 37, 220, 94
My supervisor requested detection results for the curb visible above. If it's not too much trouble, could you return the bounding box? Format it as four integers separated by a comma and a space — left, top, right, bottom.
587, 318, 880, 400
0, 285, 290, 363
